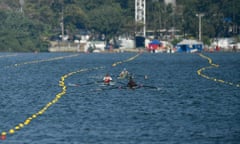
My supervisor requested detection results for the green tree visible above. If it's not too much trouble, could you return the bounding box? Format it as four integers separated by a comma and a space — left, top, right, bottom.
64, 4, 88, 32
0, 10, 48, 52
88, 3, 123, 40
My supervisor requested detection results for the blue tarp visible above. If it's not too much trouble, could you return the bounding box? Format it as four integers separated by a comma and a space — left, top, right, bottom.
176, 44, 203, 52
149, 39, 161, 45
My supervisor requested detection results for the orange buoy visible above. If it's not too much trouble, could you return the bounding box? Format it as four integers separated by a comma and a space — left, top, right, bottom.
0, 134, 6, 140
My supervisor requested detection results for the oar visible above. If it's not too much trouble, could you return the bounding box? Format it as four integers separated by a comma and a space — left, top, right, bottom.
138, 84, 161, 90
67, 81, 98, 87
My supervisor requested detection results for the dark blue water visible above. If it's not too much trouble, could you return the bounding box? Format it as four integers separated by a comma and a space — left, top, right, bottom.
0, 52, 239, 144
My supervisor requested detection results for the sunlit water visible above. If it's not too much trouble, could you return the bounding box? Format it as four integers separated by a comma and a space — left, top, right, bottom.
0, 52, 239, 144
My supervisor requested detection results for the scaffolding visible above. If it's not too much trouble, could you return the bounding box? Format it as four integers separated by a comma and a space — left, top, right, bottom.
135, 0, 146, 37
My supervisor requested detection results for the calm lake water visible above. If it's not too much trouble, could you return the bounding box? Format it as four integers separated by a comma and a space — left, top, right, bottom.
0, 52, 239, 144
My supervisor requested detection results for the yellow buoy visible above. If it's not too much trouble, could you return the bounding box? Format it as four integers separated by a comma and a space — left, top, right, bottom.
15, 126, 20, 130
19, 123, 24, 128
32, 114, 37, 118
1, 132, 6, 136
9, 129, 15, 134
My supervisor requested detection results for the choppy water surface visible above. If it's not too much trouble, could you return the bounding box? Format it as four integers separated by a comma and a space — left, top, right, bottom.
0, 52, 239, 144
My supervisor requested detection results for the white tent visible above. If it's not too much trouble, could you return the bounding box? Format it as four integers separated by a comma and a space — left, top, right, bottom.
176, 39, 203, 53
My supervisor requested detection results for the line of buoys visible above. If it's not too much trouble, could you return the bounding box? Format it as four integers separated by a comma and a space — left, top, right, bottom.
0, 54, 17, 58
0, 66, 104, 140
13, 54, 80, 67
1, 52, 140, 140
197, 53, 239, 88
112, 53, 140, 67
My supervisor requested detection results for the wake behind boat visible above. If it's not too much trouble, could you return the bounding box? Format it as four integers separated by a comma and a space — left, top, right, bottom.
100, 81, 116, 86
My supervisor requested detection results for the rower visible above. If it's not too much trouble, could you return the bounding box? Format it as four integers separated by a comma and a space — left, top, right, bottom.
127, 76, 137, 88
119, 68, 129, 78
103, 73, 112, 85
144, 75, 148, 80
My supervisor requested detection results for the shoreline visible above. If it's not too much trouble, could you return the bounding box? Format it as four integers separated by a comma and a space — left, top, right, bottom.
48, 46, 146, 53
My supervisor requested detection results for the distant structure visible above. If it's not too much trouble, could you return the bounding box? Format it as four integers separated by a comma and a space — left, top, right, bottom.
135, 0, 146, 37
19, 0, 24, 13
164, 0, 176, 7
164, 0, 176, 38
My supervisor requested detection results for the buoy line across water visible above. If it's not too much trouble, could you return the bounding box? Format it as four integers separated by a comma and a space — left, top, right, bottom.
0, 53, 140, 140
112, 53, 140, 67
0, 66, 104, 140
6, 54, 79, 68
0, 54, 18, 58
197, 53, 239, 88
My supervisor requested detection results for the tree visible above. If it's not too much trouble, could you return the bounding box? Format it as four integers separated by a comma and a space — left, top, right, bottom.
0, 10, 48, 52
1, 0, 240, 52
64, 4, 88, 32
88, 3, 123, 40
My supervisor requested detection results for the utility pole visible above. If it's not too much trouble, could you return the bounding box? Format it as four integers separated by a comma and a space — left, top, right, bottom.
19, 0, 24, 13
196, 13, 204, 41
61, 3, 64, 41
